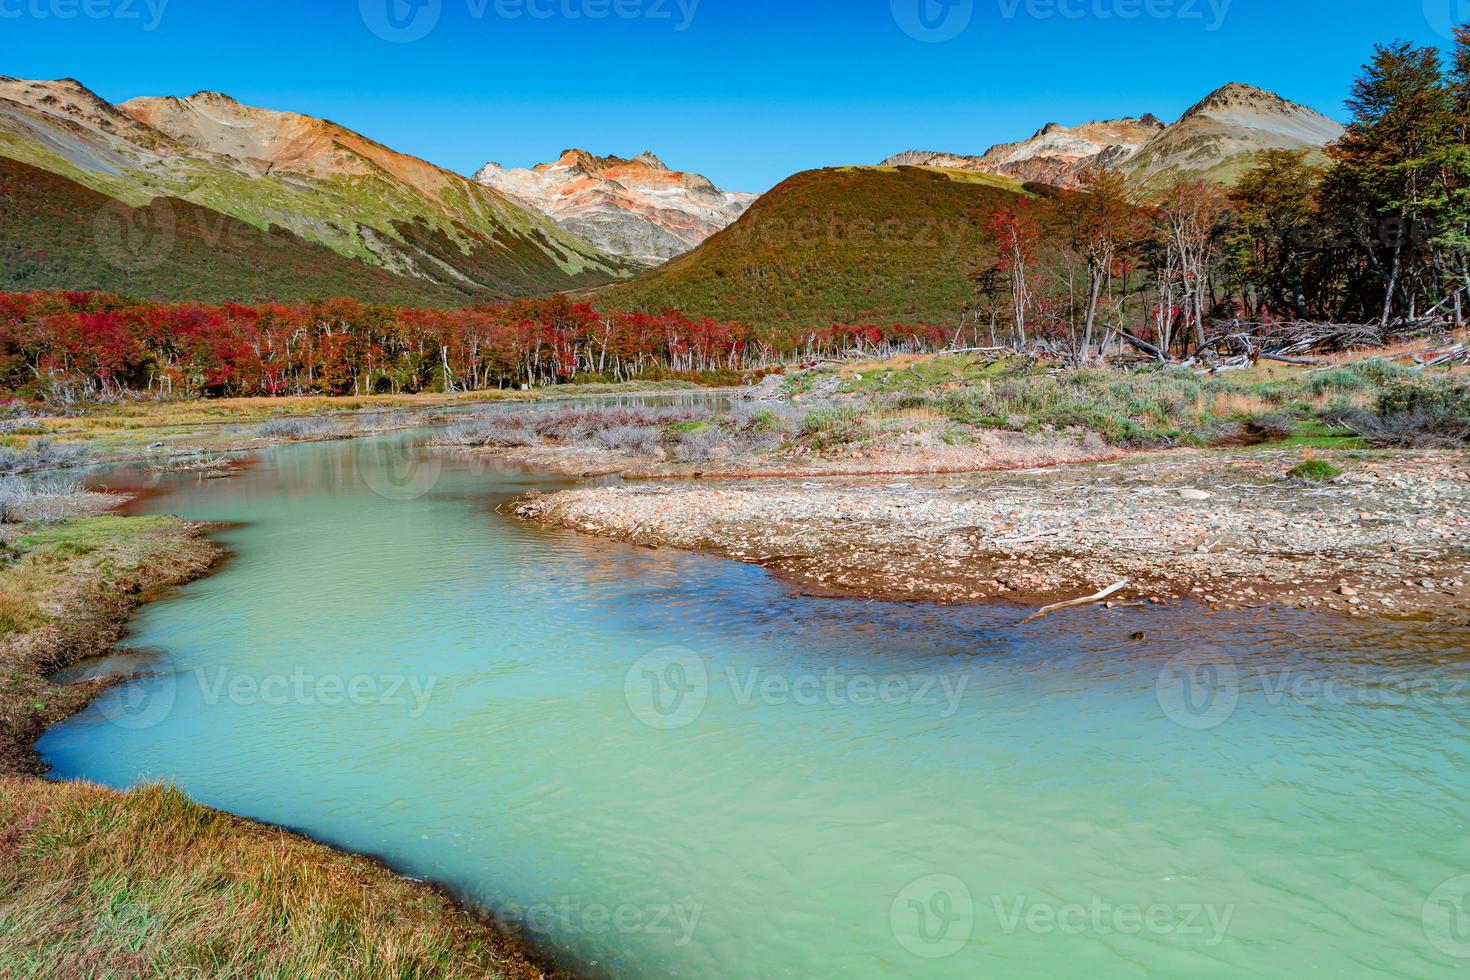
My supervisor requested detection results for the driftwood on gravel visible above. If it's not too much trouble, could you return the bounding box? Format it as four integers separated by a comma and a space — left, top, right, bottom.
1019, 580, 1131, 625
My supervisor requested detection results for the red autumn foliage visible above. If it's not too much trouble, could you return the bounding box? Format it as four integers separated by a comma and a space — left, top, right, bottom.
0, 291, 949, 399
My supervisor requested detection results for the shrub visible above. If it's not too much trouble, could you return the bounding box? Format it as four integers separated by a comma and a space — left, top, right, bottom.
441, 419, 537, 448
1289, 460, 1343, 482
1349, 379, 1470, 447
669, 428, 724, 461
0, 439, 90, 475
0, 475, 89, 522
594, 425, 662, 455
799, 406, 867, 450
255, 417, 343, 440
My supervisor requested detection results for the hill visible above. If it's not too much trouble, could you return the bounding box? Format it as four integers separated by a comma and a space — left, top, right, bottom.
594, 166, 1033, 332
0, 157, 478, 306
0, 78, 636, 299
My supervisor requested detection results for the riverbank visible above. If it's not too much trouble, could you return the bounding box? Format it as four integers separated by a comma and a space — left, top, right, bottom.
517, 448, 1470, 620
0, 509, 560, 979
495, 351, 1470, 618
1, 379, 718, 474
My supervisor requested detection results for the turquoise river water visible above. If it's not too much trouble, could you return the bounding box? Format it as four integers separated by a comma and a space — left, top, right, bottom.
37, 416, 1470, 978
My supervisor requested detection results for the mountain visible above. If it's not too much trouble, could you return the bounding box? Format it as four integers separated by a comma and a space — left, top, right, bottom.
594, 166, 1035, 330
0, 77, 637, 301
0, 156, 477, 305
1120, 83, 1345, 184
474, 150, 755, 265
884, 116, 1165, 187
881, 84, 1342, 188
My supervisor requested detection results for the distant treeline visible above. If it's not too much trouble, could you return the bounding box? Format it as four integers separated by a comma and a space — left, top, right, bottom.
0, 291, 951, 400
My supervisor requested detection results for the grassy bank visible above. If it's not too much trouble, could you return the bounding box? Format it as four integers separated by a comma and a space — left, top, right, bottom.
0, 514, 554, 979
819, 350, 1470, 449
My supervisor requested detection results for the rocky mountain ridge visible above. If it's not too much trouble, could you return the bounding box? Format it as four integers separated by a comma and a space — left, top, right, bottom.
882, 83, 1343, 187
474, 149, 755, 265
0, 77, 635, 297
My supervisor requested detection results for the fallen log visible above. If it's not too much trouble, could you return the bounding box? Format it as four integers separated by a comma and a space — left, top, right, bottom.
1118, 330, 1165, 361
1260, 352, 1321, 366
1019, 580, 1131, 625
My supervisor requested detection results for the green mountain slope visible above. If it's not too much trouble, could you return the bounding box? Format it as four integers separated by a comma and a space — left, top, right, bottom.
0, 77, 637, 298
0, 156, 484, 305
595, 166, 1031, 330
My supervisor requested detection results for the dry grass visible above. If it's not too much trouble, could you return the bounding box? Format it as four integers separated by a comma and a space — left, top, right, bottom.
0, 516, 222, 776
0, 780, 550, 979
1201, 391, 1280, 417
0, 515, 552, 978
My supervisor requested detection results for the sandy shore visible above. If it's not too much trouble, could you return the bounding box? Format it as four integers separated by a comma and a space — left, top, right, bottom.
517, 449, 1470, 619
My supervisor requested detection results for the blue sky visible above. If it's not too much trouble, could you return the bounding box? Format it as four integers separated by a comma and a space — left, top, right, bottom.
1, 0, 1462, 191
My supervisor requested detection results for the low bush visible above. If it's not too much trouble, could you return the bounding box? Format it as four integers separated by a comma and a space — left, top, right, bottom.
255, 417, 343, 440
1288, 459, 1343, 482
1348, 379, 1470, 448
799, 406, 868, 450
0, 439, 89, 475
594, 425, 662, 455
